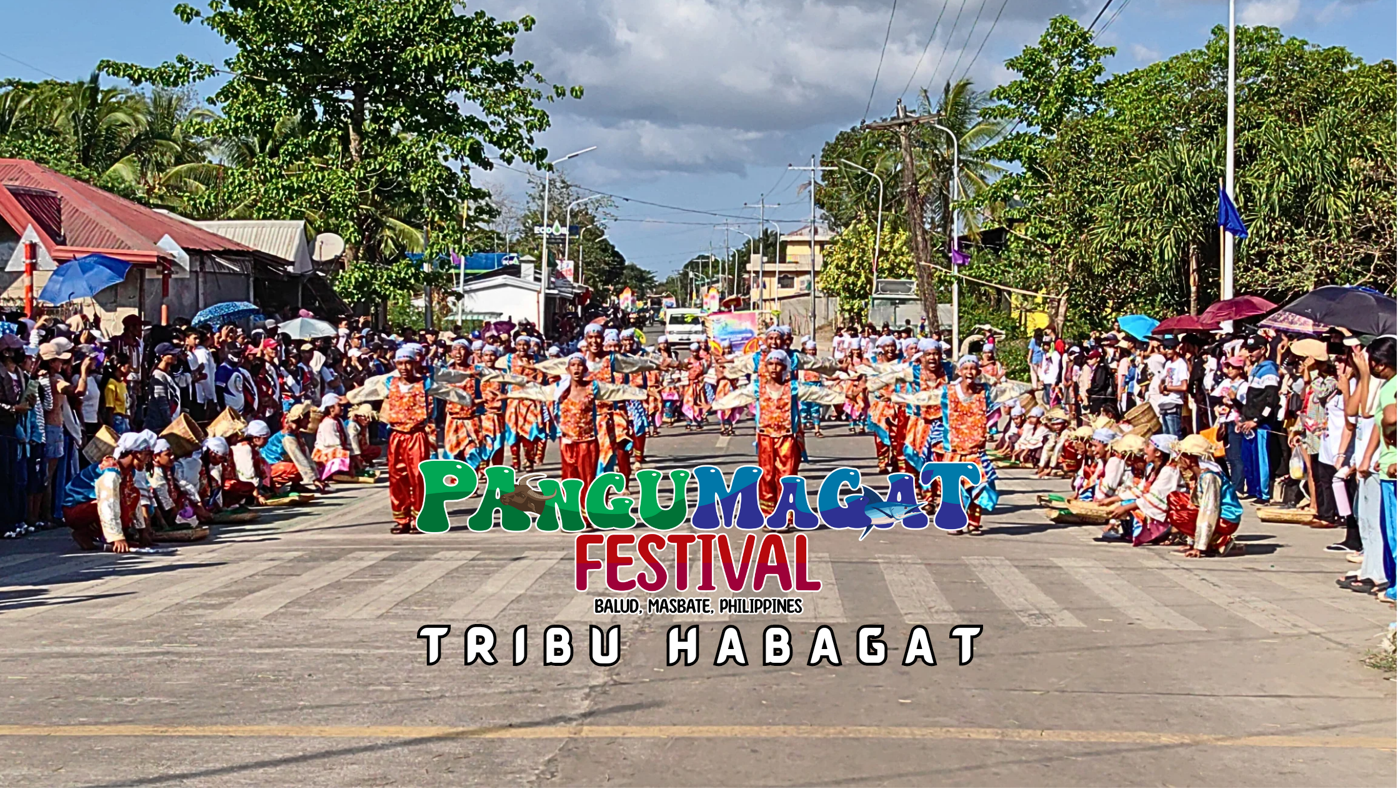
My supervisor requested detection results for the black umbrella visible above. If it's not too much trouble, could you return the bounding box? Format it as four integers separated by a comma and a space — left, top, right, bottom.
1273, 286, 1396, 336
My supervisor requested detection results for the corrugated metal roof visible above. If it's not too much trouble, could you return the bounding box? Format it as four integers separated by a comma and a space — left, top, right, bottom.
780, 224, 833, 242
187, 219, 313, 273
0, 159, 255, 255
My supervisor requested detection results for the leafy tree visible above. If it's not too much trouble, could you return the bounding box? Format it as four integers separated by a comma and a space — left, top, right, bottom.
100, 0, 580, 274
816, 219, 913, 320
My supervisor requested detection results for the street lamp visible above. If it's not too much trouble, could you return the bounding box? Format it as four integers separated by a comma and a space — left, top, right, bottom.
717, 226, 756, 306
539, 145, 597, 329
564, 194, 605, 282
928, 123, 960, 354
840, 159, 885, 321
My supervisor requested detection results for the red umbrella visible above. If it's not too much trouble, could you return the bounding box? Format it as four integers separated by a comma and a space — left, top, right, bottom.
1200, 295, 1276, 324
1151, 314, 1221, 335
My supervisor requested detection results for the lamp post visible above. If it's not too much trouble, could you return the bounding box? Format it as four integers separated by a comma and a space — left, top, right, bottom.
928, 123, 960, 354
840, 158, 885, 320
564, 194, 605, 283
540, 146, 597, 329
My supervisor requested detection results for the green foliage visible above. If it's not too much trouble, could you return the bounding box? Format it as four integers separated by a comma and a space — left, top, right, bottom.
971, 18, 1395, 330
100, 0, 579, 274
817, 220, 913, 319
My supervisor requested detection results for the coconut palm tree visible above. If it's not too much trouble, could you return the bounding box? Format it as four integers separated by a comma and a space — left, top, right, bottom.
915, 78, 1005, 244
54, 71, 142, 174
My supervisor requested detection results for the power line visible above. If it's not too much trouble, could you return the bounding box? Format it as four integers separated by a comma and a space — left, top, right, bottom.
0, 49, 64, 81
956, 0, 1009, 86
488, 158, 765, 221
939, 0, 991, 93
1093, 0, 1136, 41
1085, 0, 1116, 32
920, 0, 970, 100
862, 0, 900, 123
898, 0, 952, 99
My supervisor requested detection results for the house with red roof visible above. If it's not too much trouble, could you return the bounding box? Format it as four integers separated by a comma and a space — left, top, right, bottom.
0, 159, 311, 323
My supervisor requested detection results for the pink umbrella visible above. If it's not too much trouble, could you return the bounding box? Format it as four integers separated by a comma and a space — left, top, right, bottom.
1200, 295, 1276, 324
1151, 314, 1221, 335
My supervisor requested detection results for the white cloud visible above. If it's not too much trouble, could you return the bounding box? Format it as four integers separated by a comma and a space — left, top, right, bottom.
479, 0, 1085, 179
1238, 0, 1301, 26
1130, 43, 1161, 62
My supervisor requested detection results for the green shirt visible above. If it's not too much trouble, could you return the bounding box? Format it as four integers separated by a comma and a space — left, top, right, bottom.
1375, 375, 1397, 480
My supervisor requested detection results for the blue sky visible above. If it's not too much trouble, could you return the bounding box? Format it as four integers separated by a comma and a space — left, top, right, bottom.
3, 0, 1395, 277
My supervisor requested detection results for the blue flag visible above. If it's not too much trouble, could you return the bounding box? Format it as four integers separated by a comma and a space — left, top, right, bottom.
1217, 187, 1248, 239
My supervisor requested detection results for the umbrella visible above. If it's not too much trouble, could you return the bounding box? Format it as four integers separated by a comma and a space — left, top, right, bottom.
1258, 310, 1327, 335
277, 317, 337, 340
1151, 314, 1220, 335
193, 301, 260, 327
1116, 315, 1159, 341
1200, 295, 1276, 324
37, 254, 130, 304
1273, 286, 1396, 337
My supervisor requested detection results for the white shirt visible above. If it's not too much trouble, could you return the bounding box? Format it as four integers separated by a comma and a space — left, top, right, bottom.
82, 375, 100, 424
1040, 351, 1062, 386
191, 347, 217, 404
1159, 358, 1188, 407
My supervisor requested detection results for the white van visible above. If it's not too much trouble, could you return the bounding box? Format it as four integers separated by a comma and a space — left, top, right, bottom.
663, 308, 707, 348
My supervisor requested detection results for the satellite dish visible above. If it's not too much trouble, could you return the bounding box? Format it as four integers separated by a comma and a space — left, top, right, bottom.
312, 233, 346, 263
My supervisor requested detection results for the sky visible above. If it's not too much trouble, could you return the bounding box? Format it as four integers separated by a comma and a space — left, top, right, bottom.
3, 0, 1396, 278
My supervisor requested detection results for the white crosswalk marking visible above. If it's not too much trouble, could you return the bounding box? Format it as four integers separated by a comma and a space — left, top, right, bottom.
790, 552, 846, 623
1052, 557, 1203, 631
877, 555, 955, 624
324, 551, 476, 620
0, 549, 230, 620
0, 555, 116, 588
964, 556, 1084, 628
214, 551, 395, 620
716, 435, 730, 450
1141, 558, 1317, 635
93, 553, 302, 621
446, 552, 559, 620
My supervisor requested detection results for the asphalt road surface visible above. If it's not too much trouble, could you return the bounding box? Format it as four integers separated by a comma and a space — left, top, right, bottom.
0, 423, 1394, 787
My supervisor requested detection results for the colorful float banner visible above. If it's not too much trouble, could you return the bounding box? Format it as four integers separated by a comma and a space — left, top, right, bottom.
704, 310, 764, 355
702, 286, 721, 313
662, 296, 677, 309
618, 287, 635, 311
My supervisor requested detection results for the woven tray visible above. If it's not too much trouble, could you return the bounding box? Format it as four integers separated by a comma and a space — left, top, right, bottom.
1257, 507, 1315, 524
153, 526, 209, 542
1043, 501, 1115, 525
260, 494, 312, 507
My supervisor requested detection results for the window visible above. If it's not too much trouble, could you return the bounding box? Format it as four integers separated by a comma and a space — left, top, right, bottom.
778, 275, 795, 289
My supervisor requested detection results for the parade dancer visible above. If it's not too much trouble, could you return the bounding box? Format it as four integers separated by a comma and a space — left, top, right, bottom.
618, 330, 653, 464
503, 335, 546, 472
441, 340, 479, 467
941, 355, 1000, 533
63, 431, 152, 551
798, 340, 825, 438
710, 350, 844, 515
581, 324, 656, 485
681, 343, 709, 431
474, 344, 507, 468
506, 354, 647, 487
867, 336, 907, 474
381, 346, 434, 534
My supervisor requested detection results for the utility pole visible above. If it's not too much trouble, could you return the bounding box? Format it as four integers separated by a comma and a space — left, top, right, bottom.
862, 101, 948, 345
745, 197, 781, 311
788, 158, 835, 335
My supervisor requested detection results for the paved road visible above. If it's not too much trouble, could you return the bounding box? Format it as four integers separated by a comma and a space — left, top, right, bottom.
0, 425, 1394, 787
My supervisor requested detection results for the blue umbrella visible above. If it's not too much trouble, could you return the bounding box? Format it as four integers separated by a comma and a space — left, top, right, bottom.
37, 254, 131, 304
192, 301, 260, 327
1116, 314, 1159, 342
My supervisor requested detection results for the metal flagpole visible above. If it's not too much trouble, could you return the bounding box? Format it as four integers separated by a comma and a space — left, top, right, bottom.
1222, 0, 1237, 332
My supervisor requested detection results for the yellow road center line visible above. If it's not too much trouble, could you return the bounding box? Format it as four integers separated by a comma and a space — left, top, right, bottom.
0, 724, 1389, 750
